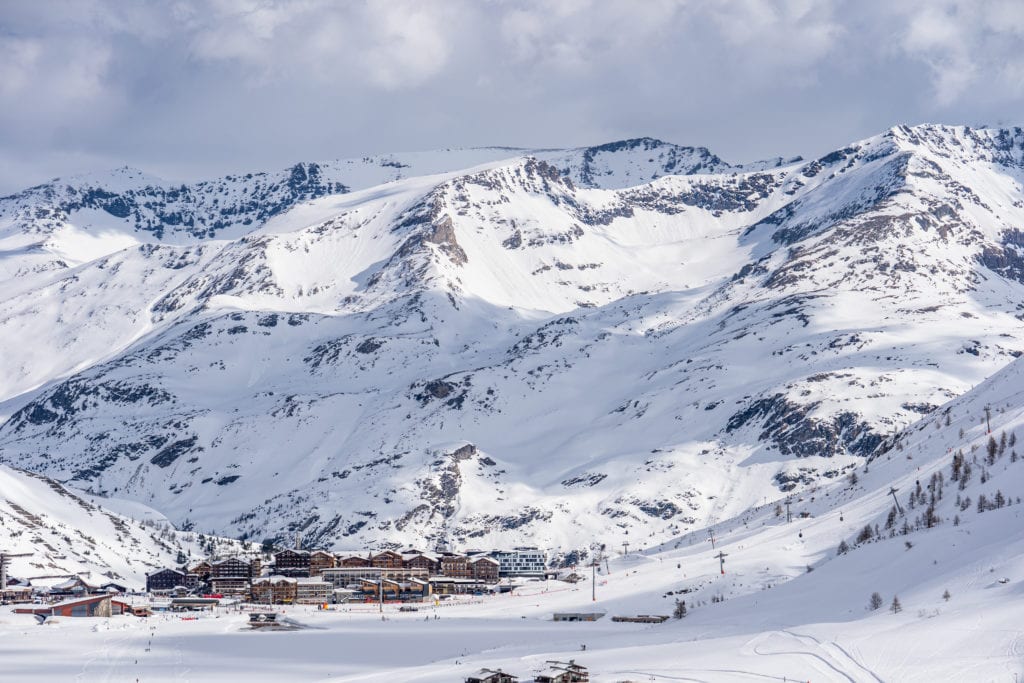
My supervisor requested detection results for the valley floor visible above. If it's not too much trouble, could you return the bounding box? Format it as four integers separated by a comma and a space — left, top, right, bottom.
4, 505, 1022, 683
8, 367, 1024, 682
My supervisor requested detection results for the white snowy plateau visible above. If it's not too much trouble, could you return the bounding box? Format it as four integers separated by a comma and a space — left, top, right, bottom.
2, 125, 1024, 681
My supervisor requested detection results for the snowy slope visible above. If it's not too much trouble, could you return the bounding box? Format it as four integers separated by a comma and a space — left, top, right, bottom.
342, 355, 1024, 680
4, 359, 1024, 680
0, 465, 252, 588
2, 124, 1024, 558
0, 149, 534, 406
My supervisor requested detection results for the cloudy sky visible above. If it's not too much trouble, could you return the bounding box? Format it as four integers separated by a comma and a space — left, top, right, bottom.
2, 0, 1024, 193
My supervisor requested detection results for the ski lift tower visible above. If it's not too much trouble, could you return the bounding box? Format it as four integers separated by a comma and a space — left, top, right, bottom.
888, 487, 904, 516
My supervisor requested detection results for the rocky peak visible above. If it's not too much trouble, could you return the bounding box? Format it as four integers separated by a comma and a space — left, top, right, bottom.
885, 124, 1024, 167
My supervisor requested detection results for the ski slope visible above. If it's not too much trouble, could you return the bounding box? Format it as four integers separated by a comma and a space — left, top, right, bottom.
4, 357, 1024, 679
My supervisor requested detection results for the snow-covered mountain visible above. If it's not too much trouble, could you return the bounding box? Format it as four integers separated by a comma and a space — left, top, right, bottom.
2, 124, 1024, 556
335, 343, 1024, 681
0, 464, 252, 587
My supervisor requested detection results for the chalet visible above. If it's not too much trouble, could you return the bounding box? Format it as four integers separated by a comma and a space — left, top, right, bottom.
556, 661, 588, 682
273, 549, 311, 577
210, 557, 257, 579
535, 660, 588, 683
402, 552, 440, 573
50, 574, 103, 596
0, 585, 32, 604
533, 670, 573, 683
469, 556, 500, 583
409, 577, 431, 592
358, 578, 385, 599
251, 576, 297, 604
99, 582, 129, 594
441, 554, 472, 579
370, 550, 405, 569
294, 577, 331, 604
190, 561, 213, 581
308, 550, 336, 576
466, 669, 519, 683
336, 553, 372, 568
146, 568, 186, 593
358, 577, 431, 602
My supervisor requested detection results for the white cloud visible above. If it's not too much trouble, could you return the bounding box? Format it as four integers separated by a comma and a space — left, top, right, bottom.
498, 0, 685, 74
0, 37, 43, 97
901, 4, 975, 104
896, 0, 1024, 105
0, 34, 114, 124
176, 0, 458, 88
357, 1, 455, 89
2, 0, 1024, 195
707, 0, 843, 83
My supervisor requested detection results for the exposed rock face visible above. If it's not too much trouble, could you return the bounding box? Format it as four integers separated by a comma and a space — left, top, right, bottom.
1, 162, 349, 241
979, 229, 1024, 283
726, 394, 882, 459
448, 443, 478, 461
424, 216, 468, 265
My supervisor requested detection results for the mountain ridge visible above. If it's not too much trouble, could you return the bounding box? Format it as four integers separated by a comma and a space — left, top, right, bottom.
1, 123, 1024, 556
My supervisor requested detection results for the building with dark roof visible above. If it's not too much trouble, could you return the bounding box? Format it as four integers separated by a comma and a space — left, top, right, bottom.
465, 669, 518, 683
273, 549, 311, 577
146, 568, 186, 593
